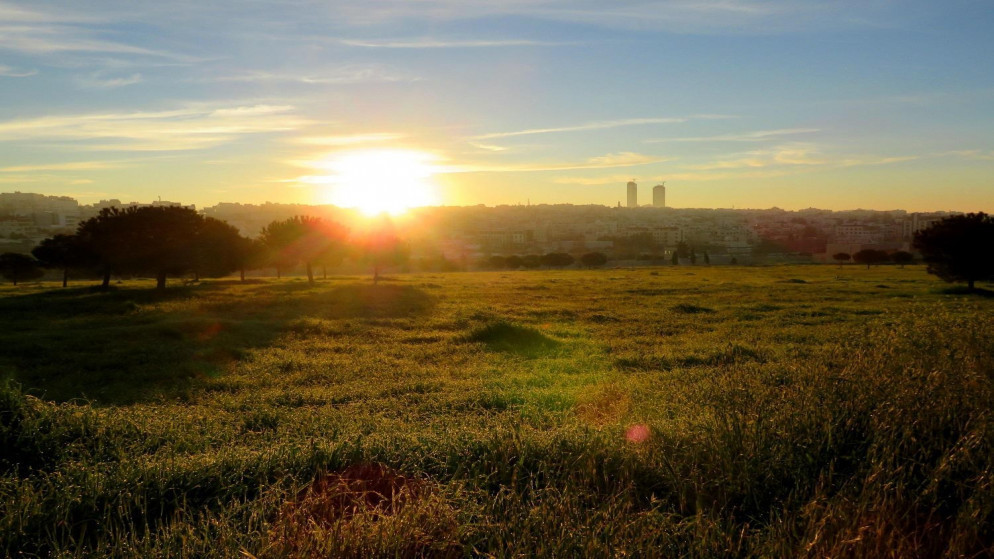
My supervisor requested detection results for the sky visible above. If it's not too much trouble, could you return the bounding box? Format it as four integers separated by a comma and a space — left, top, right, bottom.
0, 0, 992, 212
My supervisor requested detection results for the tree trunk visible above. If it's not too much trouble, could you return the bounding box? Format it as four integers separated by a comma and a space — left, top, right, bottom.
373, 264, 380, 285
12, 278, 16, 286
193, 270, 199, 282
322, 266, 327, 280
276, 267, 281, 279
156, 271, 167, 290
306, 262, 314, 284
240, 268, 245, 282
101, 270, 111, 289
62, 268, 68, 288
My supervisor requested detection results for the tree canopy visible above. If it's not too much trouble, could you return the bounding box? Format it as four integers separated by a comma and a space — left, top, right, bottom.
913, 212, 994, 291
0, 253, 44, 285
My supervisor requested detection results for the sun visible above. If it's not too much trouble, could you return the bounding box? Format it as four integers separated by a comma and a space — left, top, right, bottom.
315, 149, 441, 215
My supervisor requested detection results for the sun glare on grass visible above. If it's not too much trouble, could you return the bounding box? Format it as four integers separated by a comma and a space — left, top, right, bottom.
315, 149, 441, 215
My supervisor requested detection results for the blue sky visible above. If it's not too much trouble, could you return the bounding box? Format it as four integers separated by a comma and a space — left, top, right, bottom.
0, 0, 992, 211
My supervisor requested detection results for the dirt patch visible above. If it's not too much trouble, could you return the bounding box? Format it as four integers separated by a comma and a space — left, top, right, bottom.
267, 463, 461, 558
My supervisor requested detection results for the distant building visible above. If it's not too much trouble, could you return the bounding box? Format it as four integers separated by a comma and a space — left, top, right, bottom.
626, 180, 637, 208
652, 183, 666, 208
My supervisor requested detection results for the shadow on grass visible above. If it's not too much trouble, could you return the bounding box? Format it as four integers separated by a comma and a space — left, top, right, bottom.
0, 282, 436, 404
939, 286, 994, 298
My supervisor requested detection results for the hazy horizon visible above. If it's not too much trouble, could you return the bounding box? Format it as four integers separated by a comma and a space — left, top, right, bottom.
1, 1, 992, 213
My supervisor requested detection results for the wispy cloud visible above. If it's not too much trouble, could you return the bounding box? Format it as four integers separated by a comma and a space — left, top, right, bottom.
0, 161, 123, 172
647, 128, 820, 143
939, 149, 994, 161
337, 37, 573, 49
210, 65, 417, 85
670, 143, 919, 180
0, 103, 308, 151
0, 64, 37, 77
294, 133, 405, 146
75, 72, 143, 89
474, 117, 691, 140
454, 151, 668, 173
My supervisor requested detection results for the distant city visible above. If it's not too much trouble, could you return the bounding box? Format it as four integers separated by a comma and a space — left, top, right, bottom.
0, 185, 958, 266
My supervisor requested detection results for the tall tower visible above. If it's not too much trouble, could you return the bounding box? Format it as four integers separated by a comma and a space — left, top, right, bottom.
626, 180, 637, 208
653, 182, 666, 208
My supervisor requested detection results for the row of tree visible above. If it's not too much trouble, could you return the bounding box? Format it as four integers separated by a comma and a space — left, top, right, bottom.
0, 206, 406, 289
832, 249, 915, 268
2, 210, 992, 291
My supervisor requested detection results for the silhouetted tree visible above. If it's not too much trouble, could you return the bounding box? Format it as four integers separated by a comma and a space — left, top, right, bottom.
853, 249, 889, 269
891, 250, 914, 268
0, 253, 44, 285
703, 251, 710, 265
832, 252, 851, 268
676, 241, 690, 258
76, 206, 205, 290
32, 234, 95, 287
521, 254, 542, 269
689, 249, 697, 265
487, 255, 507, 269
194, 218, 250, 281
541, 252, 574, 268
76, 207, 133, 288
355, 217, 408, 284
580, 252, 608, 268
913, 212, 994, 291
730, 257, 738, 265
671, 251, 679, 265
505, 255, 523, 269
259, 216, 348, 283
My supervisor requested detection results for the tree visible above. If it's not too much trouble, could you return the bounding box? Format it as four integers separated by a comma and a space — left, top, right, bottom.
671, 251, 679, 266
689, 248, 697, 265
487, 255, 507, 269
76, 206, 206, 290
541, 252, 575, 268
853, 249, 890, 269
521, 254, 542, 269
354, 217, 408, 284
914, 212, 994, 291
76, 207, 133, 288
259, 216, 348, 284
891, 250, 914, 268
703, 251, 710, 265
730, 257, 738, 265
194, 218, 250, 281
580, 252, 608, 268
0, 253, 44, 285
832, 252, 851, 268
505, 255, 523, 269
32, 234, 95, 287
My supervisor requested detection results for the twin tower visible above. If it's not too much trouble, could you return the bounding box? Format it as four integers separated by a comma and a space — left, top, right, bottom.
626, 180, 666, 208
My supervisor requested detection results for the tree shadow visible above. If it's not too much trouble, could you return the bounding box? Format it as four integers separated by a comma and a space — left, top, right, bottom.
939, 286, 994, 298
0, 282, 436, 405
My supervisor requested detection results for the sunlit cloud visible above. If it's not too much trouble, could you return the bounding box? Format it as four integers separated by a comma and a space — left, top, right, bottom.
0, 161, 123, 172
453, 152, 668, 173
0, 103, 308, 151
474, 117, 689, 140
294, 133, 405, 146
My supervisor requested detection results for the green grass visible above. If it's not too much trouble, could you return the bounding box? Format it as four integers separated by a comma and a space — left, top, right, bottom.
1, 266, 992, 557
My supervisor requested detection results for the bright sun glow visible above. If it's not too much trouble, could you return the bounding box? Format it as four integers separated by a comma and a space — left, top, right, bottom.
314, 149, 441, 215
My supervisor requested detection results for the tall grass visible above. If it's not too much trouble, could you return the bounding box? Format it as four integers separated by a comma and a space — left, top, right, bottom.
1, 267, 992, 557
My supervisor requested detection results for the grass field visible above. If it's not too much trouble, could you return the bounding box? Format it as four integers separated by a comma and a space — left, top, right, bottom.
1, 265, 992, 557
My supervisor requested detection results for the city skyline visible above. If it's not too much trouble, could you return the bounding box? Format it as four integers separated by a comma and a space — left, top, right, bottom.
0, 1, 992, 213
